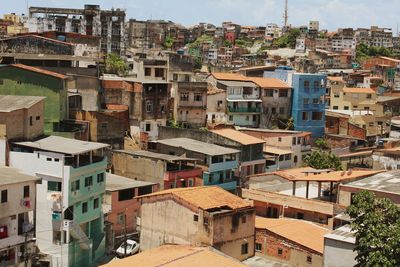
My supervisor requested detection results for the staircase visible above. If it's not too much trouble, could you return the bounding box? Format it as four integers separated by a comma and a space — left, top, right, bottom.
69, 221, 91, 250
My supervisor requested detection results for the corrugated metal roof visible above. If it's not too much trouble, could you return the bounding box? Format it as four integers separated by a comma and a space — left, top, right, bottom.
211, 129, 265, 145
155, 138, 239, 156
15, 136, 109, 155
106, 173, 156, 192
0, 167, 40, 186
113, 150, 197, 162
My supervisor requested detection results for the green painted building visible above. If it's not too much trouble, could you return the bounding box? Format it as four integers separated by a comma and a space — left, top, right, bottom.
0, 64, 70, 133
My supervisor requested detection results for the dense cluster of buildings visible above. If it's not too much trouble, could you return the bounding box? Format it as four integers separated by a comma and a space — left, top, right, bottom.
0, 3, 400, 267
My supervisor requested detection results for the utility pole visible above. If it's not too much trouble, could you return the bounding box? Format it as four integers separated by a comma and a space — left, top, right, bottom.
124, 212, 127, 257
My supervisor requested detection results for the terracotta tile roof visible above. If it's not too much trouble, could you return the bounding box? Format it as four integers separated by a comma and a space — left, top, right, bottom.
101, 245, 246, 267
291, 170, 384, 182
327, 76, 344, 82
10, 64, 68, 79
342, 87, 375, 94
211, 129, 265, 145
255, 217, 330, 254
139, 186, 252, 211
102, 80, 134, 91
271, 167, 317, 180
211, 73, 291, 89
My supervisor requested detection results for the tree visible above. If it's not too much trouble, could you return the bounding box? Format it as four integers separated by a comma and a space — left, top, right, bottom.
347, 191, 400, 267
273, 28, 300, 48
315, 138, 328, 150
285, 117, 294, 130
302, 151, 342, 170
164, 35, 175, 49
105, 53, 128, 76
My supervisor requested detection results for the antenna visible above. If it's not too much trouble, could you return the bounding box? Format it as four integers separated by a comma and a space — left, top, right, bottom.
283, 0, 288, 28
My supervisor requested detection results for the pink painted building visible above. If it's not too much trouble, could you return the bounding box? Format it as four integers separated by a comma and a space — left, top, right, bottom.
103, 173, 158, 245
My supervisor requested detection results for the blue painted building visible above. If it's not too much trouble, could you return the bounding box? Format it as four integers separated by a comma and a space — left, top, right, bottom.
264, 68, 327, 138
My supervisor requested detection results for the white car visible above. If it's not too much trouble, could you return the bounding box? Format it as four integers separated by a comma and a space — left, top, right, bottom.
116, 239, 140, 257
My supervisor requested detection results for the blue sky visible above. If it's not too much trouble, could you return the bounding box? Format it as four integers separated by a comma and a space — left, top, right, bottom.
3, 0, 400, 32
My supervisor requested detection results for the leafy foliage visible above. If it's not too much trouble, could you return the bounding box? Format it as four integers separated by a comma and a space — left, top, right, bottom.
273, 28, 300, 48
347, 191, 400, 267
105, 53, 127, 76
285, 117, 294, 130
187, 35, 214, 49
302, 151, 342, 170
315, 138, 328, 150
356, 43, 394, 63
164, 35, 175, 49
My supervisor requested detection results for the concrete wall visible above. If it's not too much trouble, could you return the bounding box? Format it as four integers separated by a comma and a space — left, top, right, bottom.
0, 100, 44, 141
324, 238, 356, 267
112, 152, 166, 189
206, 92, 228, 124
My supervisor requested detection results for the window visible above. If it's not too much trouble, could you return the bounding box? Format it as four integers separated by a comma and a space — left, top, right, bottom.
117, 212, 125, 224
344, 106, 349, 110
48, 181, 62, 192
155, 68, 164, 78
312, 112, 323, 121
367, 94, 372, 99
313, 98, 319, 104
294, 156, 298, 164
226, 154, 236, 162
194, 94, 203, 102
97, 173, 104, 183
304, 81, 310, 89
71, 180, 80, 192
279, 89, 288, 97
193, 214, 199, 221
84, 176, 93, 187
23, 185, 30, 198
93, 198, 99, 209
146, 101, 153, 113
118, 189, 135, 201
307, 256, 312, 263
302, 112, 308, 121
279, 107, 285, 114
144, 68, 151, 76
303, 98, 309, 105
278, 248, 283, 255
180, 92, 189, 101
271, 108, 276, 115
313, 81, 320, 91
138, 186, 153, 196
285, 154, 291, 161
36, 116, 40, 121
29, 116, 33, 126
241, 216, 246, 223
241, 243, 249, 255
265, 89, 274, 97
278, 137, 282, 142
292, 137, 296, 145
255, 243, 262, 252
1, 190, 7, 203
82, 202, 88, 214
145, 123, 151, 132
334, 93, 340, 98
212, 155, 224, 164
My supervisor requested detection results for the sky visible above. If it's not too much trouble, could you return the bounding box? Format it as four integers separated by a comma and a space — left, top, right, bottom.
2, 0, 400, 32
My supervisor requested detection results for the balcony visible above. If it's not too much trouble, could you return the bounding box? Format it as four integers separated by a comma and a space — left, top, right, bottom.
164, 168, 203, 182
228, 107, 261, 113
209, 160, 238, 173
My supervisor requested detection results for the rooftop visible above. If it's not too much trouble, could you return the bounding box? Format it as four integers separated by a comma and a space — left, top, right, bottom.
343, 170, 400, 195
0, 167, 40, 186
290, 170, 383, 182
324, 225, 355, 244
327, 76, 344, 82
9, 64, 68, 79
264, 146, 292, 156
218, 80, 257, 88
101, 245, 245, 267
0, 95, 45, 112
106, 173, 156, 192
155, 138, 240, 156
342, 87, 375, 94
211, 129, 265, 145
114, 150, 197, 162
15, 136, 109, 155
211, 73, 291, 89
139, 186, 252, 211
255, 217, 330, 254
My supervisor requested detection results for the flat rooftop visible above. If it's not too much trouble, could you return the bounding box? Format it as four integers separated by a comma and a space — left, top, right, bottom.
0, 95, 45, 112
15, 136, 109, 155
344, 170, 400, 194
324, 225, 355, 244
0, 167, 40, 186
211, 129, 265, 145
114, 149, 197, 162
155, 138, 239, 156
106, 173, 156, 192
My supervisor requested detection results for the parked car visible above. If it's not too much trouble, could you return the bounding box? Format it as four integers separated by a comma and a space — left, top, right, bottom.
116, 240, 140, 258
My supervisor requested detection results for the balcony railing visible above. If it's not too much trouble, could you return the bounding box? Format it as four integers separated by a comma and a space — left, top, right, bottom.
228, 107, 261, 113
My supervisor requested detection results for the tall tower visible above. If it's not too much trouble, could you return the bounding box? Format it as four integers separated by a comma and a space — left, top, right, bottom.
283, 0, 289, 28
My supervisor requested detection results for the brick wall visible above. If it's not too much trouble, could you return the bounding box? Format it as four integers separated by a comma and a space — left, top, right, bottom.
348, 123, 366, 140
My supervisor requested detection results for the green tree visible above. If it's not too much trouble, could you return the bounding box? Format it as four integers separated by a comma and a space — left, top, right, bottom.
302, 151, 342, 170
273, 28, 300, 48
315, 138, 328, 150
164, 35, 175, 49
347, 191, 400, 267
105, 53, 127, 76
